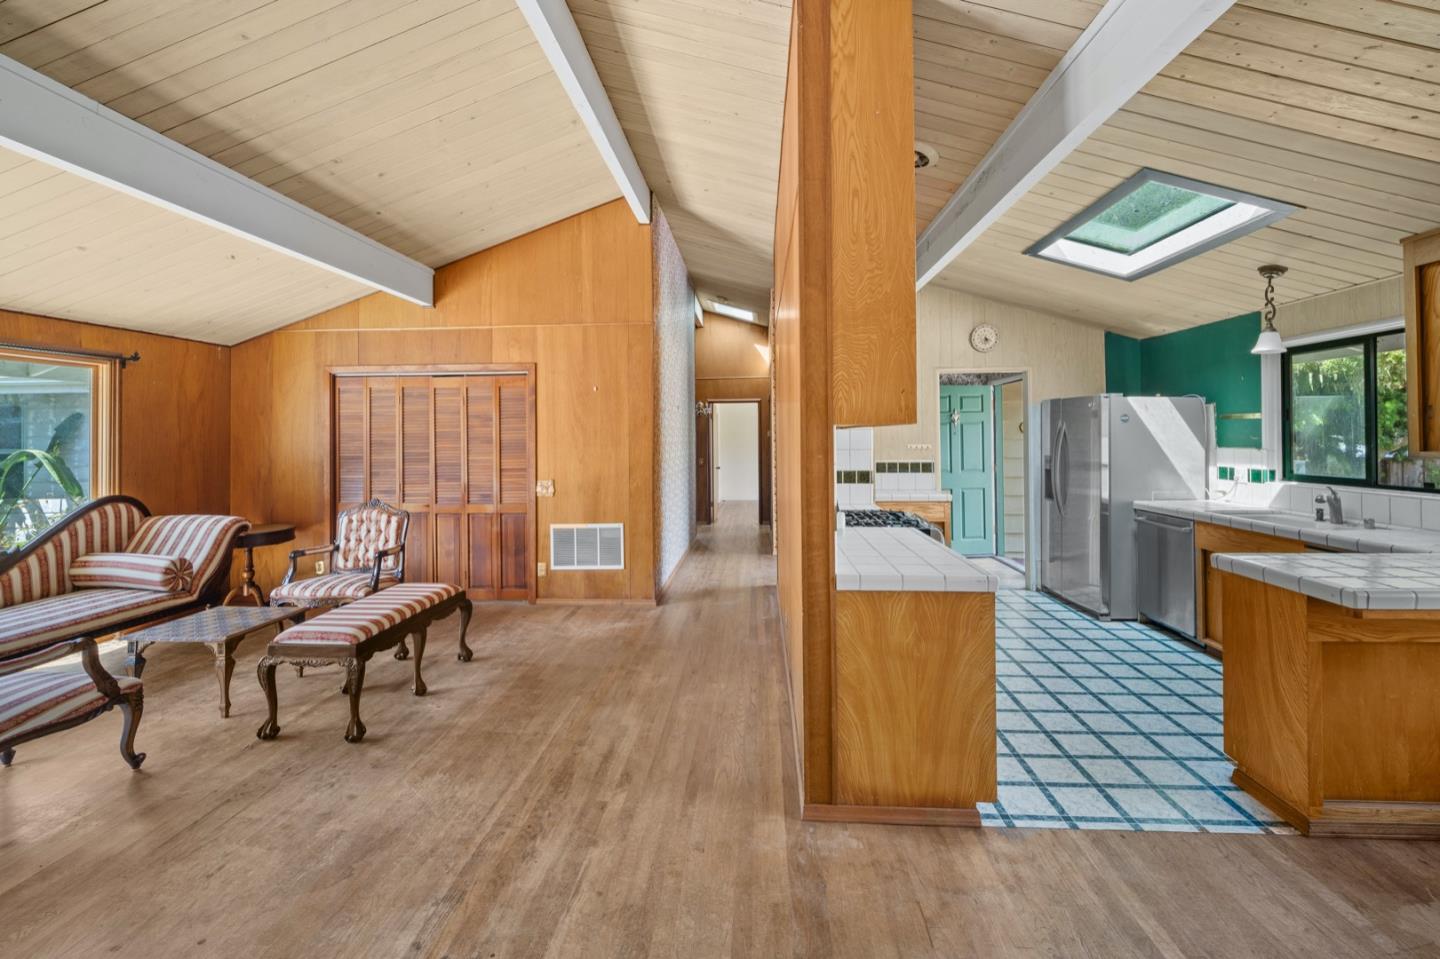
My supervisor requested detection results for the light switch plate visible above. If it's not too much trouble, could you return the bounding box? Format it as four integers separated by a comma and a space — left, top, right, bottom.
315, 561, 325, 575
536, 480, 555, 497
537, 562, 547, 577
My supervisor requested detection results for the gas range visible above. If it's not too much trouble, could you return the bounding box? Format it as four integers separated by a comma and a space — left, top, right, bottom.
842, 509, 945, 543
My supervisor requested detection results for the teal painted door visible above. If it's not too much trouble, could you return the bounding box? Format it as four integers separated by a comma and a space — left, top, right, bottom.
941, 385, 995, 555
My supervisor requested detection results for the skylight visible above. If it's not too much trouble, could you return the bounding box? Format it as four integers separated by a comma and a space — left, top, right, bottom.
704, 300, 758, 323
1024, 170, 1298, 281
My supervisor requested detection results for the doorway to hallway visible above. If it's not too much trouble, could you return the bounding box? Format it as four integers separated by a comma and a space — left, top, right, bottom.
711, 400, 761, 525
938, 372, 1027, 581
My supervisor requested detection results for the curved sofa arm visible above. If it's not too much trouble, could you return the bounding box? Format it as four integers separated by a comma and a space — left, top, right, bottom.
0, 637, 122, 698
281, 544, 336, 586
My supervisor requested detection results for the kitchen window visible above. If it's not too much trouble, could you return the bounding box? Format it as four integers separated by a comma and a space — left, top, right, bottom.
1283, 330, 1440, 491
0, 347, 116, 551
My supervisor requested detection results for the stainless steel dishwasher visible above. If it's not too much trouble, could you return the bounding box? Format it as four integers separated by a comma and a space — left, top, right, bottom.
1135, 510, 1196, 641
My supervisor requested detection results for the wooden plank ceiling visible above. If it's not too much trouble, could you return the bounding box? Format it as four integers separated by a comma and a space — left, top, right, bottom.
0, 0, 620, 344
923, 0, 1440, 336
568, 0, 792, 315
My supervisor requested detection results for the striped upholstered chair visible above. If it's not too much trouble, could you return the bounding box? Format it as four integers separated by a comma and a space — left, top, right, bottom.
0, 497, 248, 768
270, 499, 409, 610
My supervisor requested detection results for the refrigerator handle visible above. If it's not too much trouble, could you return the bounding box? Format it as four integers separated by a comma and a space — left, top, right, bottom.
1053, 423, 1069, 517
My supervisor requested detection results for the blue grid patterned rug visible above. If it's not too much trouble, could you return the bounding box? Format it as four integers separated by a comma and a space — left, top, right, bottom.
981, 590, 1294, 834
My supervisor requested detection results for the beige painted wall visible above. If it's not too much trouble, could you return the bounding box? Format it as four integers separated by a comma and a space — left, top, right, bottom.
1000, 379, 1025, 560
1276, 276, 1401, 339
873, 287, 1107, 475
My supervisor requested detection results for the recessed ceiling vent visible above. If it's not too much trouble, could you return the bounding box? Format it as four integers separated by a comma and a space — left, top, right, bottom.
550, 524, 624, 571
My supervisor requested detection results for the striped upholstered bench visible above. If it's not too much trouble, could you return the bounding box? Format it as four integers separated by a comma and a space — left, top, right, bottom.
254, 583, 472, 743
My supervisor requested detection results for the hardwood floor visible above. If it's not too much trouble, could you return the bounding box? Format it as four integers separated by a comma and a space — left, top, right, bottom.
3, 504, 1439, 957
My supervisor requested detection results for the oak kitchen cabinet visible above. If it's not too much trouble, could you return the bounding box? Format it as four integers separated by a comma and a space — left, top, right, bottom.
1403, 228, 1440, 455
1195, 522, 1310, 653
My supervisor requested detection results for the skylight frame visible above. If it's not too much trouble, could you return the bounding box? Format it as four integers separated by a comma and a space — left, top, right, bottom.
1023, 169, 1300, 282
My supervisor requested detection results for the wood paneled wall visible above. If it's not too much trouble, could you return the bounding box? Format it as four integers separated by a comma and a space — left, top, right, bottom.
0, 309, 230, 516
773, 0, 917, 807
229, 199, 660, 602
696, 313, 772, 524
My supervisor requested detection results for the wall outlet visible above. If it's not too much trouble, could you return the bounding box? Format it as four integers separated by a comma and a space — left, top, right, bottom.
536, 479, 555, 497
536, 562, 547, 577
314, 560, 326, 575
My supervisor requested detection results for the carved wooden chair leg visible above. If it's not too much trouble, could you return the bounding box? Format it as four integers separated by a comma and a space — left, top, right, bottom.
456, 598, 474, 663
394, 636, 410, 661
1, 746, 14, 767
118, 690, 146, 770
126, 640, 146, 679
411, 629, 427, 696
343, 658, 368, 743
256, 659, 281, 740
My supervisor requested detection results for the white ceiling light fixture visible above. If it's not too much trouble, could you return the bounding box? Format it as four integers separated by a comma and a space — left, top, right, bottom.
1251, 265, 1288, 355
1024, 169, 1299, 282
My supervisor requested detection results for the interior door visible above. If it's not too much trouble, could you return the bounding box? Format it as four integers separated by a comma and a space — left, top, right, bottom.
334, 373, 533, 602
696, 406, 712, 525
940, 385, 995, 555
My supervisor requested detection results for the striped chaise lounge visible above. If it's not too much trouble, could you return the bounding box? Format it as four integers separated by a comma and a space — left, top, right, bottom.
255, 583, 472, 743
0, 496, 248, 768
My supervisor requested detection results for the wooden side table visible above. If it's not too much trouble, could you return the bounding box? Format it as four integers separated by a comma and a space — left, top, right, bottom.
224, 523, 296, 606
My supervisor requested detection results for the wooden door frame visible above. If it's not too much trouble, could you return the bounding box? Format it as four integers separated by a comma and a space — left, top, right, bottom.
707, 399, 766, 523
327, 363, 538, 604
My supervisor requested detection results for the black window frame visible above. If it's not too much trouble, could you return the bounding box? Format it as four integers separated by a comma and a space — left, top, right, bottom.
1281, 330, 1435, 493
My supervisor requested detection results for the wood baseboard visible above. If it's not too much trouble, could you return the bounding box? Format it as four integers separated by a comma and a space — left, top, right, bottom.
802, 803, 982, 828
655, 542, 693, 604
534, 597, 657, 607
1233, 769, 1440, 839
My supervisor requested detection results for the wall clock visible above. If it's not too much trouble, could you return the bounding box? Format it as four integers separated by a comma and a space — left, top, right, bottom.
969, 323, 998, 353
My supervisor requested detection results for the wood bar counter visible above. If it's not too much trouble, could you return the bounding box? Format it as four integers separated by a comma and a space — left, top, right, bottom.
1215, 552, 1440, 838
813, 528, 997, 826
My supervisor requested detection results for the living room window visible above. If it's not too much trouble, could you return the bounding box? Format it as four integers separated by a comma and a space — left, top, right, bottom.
0, 347, 117, 550
1283, 329, 1440, 491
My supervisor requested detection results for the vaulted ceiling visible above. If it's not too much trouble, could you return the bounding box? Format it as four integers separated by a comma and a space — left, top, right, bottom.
0, 0, 1435, 344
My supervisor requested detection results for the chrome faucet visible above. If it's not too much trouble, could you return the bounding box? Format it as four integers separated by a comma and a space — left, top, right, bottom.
1316, 486, 1344, 525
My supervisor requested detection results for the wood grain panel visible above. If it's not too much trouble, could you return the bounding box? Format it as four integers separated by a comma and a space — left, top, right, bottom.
1322, 642, 1440, 803
465, 381, 497, 507
468, 513, 496, 593
827, 0, 916, 428
1218, 571, 1313, 817
432, 382, 463, 507
1402, 228, 1440, 454
1195, 521, 1309, 651
401, 381, 434, 504
231, 200, 652, 603
406, 510, 432, 585
834, 590, 997, 809
336, 378, 366, 505
431, 512, 464, 588
0, 308, 229, 517
366, 378, 398, 502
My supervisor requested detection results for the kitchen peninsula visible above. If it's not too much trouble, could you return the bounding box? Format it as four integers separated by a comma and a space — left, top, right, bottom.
1214, 552, 1440, 838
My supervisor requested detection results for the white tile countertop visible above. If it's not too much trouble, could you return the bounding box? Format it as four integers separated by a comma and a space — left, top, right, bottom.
1210, 552, 1440, 610
1133, 499, 1440, 554
835, 527, 997, 592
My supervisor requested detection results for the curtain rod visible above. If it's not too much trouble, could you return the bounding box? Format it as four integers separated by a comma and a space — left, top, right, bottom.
0, 341, 141, 369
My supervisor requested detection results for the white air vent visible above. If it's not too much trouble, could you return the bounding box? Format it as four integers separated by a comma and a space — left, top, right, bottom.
550, 524, 625, 571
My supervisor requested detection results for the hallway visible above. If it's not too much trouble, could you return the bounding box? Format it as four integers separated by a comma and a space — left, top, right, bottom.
3, 505, 1438, 957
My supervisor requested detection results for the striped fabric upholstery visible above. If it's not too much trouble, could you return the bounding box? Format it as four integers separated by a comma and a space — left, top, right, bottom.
269, 571, 399, 605
0, 589, 193, 660
69, 553, 194, 593
274, 583, 459, 647
126, 514, 248, 596
0, 499, 147, 608
0, 665, 141, 740
334, 506, 405, 572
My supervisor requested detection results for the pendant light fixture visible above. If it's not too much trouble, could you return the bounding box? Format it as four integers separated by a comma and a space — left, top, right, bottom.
1251, 264, 1287, 355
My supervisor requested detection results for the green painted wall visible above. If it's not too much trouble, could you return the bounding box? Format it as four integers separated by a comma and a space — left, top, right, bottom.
1104, 332, 1142, 395
1104, 312, 1263, 449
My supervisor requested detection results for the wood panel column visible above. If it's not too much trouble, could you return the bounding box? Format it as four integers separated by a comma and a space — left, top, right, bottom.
773, 0, 916, 808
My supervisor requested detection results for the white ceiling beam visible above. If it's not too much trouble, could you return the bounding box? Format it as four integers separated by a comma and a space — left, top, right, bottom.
915, 0, 1236, 290
517, 0, 651, 224
0, 53, 434, 306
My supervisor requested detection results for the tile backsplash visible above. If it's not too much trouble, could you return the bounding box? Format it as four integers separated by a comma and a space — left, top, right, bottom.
1212, 479, 1440, 532
834, 427, 875, 509
875, 460, 938, 495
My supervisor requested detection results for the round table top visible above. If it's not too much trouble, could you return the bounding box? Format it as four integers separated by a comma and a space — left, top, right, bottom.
236, 522, 297, 549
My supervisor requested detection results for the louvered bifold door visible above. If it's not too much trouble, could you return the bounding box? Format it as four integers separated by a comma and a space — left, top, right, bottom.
335, 373, 532, 602
399, 379, 434, 582
495, 377, 532, 599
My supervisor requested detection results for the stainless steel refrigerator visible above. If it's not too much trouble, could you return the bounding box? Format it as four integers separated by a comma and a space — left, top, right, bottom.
1040, 395, 1207, 620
